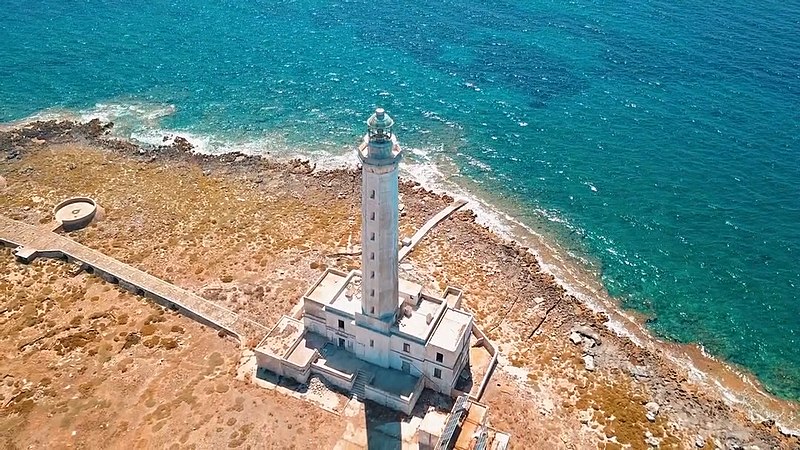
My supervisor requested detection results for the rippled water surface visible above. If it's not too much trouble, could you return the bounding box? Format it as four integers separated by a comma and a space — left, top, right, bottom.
2, 0, 799, 398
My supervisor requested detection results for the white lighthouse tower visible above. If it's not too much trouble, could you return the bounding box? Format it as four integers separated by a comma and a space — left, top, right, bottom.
356, 108, 402, 333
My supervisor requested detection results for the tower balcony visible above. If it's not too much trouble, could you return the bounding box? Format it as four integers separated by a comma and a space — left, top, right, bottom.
358, 133, 402, 166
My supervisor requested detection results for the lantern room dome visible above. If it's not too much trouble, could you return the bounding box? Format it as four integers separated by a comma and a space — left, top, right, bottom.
367, 108, 394, 139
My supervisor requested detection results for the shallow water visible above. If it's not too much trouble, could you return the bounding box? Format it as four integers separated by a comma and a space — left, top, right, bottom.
2, 0, 799, 399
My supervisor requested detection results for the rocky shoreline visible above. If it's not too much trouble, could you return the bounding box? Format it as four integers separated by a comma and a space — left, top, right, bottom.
1, 119, 798, 449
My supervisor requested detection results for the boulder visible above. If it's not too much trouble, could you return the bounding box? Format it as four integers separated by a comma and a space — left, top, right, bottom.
569, 332, 583, 345
572, 326, 602, 346
645, 401, 660, 422
645, 435, 660, 448
695, 435, 705, 448
583, 355, 595, 372
173, 136, 194, 153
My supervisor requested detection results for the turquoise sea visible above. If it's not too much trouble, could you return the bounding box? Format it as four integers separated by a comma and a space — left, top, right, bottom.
1, 0, 799, 399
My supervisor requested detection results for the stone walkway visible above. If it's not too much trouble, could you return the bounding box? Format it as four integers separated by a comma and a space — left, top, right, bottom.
399, 199, 467, 262
0, 215, 268, 344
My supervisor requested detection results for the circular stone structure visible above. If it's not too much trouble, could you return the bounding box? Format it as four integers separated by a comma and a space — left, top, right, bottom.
53, 197, 98, 231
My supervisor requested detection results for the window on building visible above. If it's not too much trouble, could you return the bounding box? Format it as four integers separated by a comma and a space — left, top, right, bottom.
370, 190, 375, 199
370, 306, 375, 314
370, 252, 375, 260
436, 352, 444, 363
370, 271, 375, 279
370, 289, 375, 297
370, 339, 374, 348
433, 368, 442, 379
370, 211, 375, 221
338, 319, 344, 330
403, 343, 410, 353
370, 232, 375, 241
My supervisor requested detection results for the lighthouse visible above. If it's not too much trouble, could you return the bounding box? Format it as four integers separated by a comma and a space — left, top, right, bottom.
357, 108, 402, 332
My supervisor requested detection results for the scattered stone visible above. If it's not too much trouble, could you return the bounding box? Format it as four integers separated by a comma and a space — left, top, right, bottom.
583, 355, 595, 372
629, 365, 650, 379
234, 155, 246, 163
569, 332, 583, 345
578, 409, 592, 424
695, 435, 706, 448
173, 136, 193, 153
572, 326, 602, 346
0, 175, 6, 190
645, 435, 660, 447
645, 401, 660, 422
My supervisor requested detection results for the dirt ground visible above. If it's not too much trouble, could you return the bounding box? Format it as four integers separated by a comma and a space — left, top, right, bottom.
1, 121, 799, 449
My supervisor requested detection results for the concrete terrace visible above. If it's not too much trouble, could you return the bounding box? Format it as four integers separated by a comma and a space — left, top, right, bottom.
0, 215, 269, 343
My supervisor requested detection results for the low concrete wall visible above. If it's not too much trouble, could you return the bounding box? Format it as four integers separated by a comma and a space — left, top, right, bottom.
365, 385, 413, 415
311, 363, 355, 392
471, 325, 498, 402
364, 376, 423, 416
281, 360, 312, 384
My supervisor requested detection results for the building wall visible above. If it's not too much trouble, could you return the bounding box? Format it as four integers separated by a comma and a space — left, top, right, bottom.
354, 325, 391, 368
303, 314, 326, 336
388, 335, 426, 378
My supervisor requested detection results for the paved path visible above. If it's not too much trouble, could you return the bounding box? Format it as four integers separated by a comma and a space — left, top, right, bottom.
0, 215, 268, 344
399, 199, 467, 262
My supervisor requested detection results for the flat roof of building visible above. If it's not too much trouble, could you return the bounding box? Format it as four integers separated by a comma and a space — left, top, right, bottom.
396, 295, 442, 340
257, 316, 304, 358
305, 270, 349, 306
419, 409, 449, 437
328, 278, 362, 317
370, 365, 419, 398
399, 278, 422, 297
285, 334, 319, 367
429, 308, 472, 352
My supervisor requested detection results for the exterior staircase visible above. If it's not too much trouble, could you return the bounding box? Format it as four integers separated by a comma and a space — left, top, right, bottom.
351, 369, 370, 400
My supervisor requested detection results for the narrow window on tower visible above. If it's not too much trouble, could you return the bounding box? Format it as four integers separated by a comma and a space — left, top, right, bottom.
370, 271, 375, 279
370, 306, 375, 314
370, 211, 375, 221
370, 289, 375, 297
370, 189, 375, 199
370, 252, 375, 260
370, 232, 375, 241
370, 339, 374, 348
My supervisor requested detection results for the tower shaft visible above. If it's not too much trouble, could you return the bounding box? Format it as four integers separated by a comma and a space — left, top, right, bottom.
357, 108, 402, 325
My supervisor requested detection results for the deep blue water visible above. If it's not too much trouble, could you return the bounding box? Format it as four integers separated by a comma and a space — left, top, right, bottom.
2, 0, 799, 399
